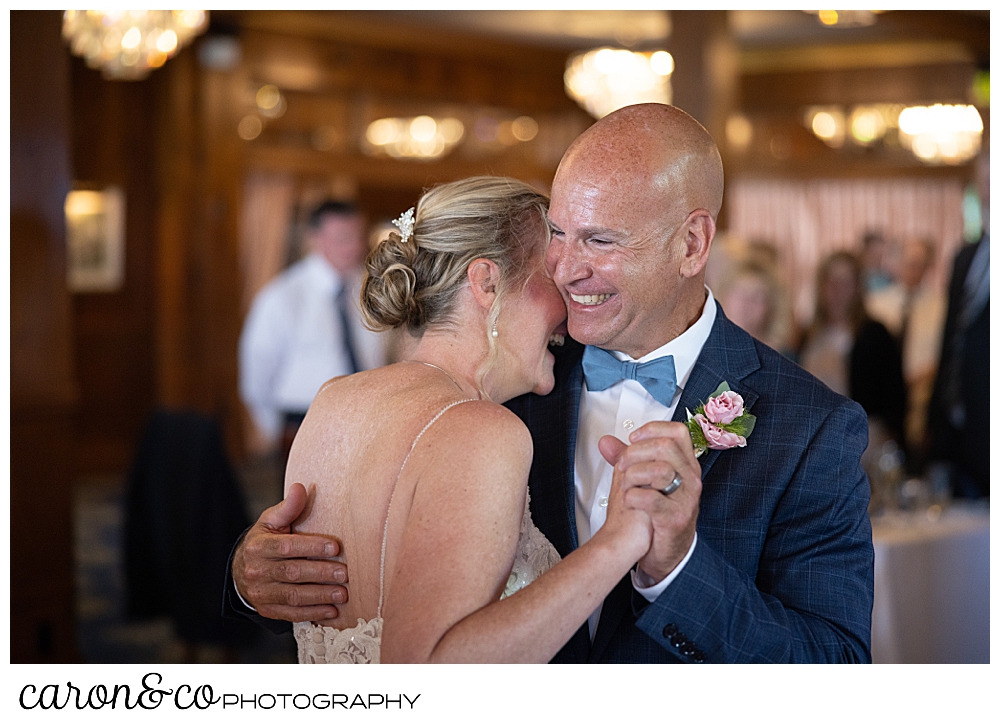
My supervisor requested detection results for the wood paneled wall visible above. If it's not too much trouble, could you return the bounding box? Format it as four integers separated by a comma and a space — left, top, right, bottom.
11, 10, 79, 663
69, 58, 159, 474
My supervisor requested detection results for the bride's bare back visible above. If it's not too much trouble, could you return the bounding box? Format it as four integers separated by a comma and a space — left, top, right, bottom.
285, 361, 528, 630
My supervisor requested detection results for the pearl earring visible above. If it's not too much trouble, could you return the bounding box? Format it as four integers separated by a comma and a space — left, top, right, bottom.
491, 320, 498, 338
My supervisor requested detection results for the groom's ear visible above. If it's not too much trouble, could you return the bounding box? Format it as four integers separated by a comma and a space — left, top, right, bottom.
467, 258, 499, 310
678, 209, 715, 279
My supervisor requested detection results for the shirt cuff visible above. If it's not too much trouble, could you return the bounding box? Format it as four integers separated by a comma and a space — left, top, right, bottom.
631, 532, 698, 602
235, 584, 258, 614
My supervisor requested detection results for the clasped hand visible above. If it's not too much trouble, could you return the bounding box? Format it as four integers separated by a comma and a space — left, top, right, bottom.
598, 420, 701, 584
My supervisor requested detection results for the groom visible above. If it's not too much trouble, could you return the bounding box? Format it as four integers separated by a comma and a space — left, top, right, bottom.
226, 104, 874, 663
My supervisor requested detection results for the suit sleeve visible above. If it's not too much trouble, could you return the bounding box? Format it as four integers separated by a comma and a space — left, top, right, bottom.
221, 526, 293, 635
633, 399, 874, 662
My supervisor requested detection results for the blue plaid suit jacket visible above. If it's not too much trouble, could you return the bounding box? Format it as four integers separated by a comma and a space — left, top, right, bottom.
506, 306, 874, 663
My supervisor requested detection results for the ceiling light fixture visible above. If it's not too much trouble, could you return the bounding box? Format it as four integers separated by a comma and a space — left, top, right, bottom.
803, 102, 982, 165
63, 10, 208, 80
805, 106, 847, 149
564, 48, 674, 119
363, 116, 465, 160
897, 104, 983, 165
803, 10, 884, 28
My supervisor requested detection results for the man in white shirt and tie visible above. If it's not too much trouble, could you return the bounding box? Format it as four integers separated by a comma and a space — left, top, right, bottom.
239, 200, 387, 458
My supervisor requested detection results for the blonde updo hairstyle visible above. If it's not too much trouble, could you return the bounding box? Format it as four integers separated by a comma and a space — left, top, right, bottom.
362, 176, 550, 393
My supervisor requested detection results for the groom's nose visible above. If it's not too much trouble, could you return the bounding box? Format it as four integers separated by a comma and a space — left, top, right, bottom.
547, 236, 589, 288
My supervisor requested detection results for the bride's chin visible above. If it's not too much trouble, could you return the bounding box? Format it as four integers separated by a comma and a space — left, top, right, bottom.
532, 369, 556, 396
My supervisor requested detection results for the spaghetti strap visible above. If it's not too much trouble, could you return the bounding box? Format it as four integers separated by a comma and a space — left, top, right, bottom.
377, 398, 475, 618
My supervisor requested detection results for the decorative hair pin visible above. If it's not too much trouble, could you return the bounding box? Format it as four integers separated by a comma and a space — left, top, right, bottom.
392, 207, 415, 243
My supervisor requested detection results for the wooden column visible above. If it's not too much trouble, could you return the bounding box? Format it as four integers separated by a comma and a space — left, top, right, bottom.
668, 11, 739, 143
10, 10, 80, 662
155, 50, 201, 410
668, 10, 739, 226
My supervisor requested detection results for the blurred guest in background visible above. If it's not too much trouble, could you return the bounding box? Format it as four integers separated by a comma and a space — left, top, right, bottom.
799, 251, 907, 448
861, 230, 894, 293
745, 238, 781, 272
867, 237, 946, 458
927, 150, 990, 498
239, 200, 388, 462
718, 261, 793, 356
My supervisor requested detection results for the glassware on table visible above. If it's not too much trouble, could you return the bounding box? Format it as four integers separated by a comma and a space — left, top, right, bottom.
868, 438, 905, 515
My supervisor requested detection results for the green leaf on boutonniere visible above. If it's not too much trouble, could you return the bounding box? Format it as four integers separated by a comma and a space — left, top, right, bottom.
724, 412, 757, 438
685, 409, 709, 450
710, 381, 731, 397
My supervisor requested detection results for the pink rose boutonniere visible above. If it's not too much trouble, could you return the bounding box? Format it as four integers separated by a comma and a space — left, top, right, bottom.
685, 382, 756, 458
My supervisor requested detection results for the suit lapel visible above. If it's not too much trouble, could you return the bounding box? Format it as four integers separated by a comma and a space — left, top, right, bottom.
671, 308, 760, 481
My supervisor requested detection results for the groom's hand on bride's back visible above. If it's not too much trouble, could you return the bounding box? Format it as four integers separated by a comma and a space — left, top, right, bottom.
233, 482, 348, 624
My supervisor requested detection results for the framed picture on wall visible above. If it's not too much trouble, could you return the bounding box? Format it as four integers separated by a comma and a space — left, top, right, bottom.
65, 185, 125, 292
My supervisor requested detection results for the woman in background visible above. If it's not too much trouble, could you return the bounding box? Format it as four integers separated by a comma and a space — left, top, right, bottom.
718, 260, 793, 357
799, 251, 907, 444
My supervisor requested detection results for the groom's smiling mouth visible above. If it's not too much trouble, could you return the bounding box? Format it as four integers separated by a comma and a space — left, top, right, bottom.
569, 292, 613, 306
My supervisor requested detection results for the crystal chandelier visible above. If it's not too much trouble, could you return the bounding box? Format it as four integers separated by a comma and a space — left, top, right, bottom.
63, 10, 209, 80
564, 48, 674, 119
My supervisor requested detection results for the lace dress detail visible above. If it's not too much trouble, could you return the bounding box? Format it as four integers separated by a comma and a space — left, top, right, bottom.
294, 400, 561, 664
501, 489, 562, 599
295, 616, 383, 664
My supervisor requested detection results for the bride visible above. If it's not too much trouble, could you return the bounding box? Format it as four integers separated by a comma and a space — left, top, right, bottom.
286, 177, 651, 663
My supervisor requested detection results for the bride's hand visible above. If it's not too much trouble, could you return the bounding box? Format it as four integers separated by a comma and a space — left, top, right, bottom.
595, 435, 653, 561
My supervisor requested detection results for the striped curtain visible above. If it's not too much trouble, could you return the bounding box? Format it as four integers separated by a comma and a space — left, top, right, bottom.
726, 177, 965, 325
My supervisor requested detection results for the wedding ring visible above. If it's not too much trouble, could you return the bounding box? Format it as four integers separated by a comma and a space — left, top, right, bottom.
661, 473, 682, 497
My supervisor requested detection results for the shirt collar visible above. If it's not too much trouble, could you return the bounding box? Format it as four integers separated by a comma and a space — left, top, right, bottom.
610, 287, 717, 391
306, 252, 348, 292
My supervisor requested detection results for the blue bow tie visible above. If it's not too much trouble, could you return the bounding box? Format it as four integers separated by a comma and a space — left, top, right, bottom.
582, 346, 678, 407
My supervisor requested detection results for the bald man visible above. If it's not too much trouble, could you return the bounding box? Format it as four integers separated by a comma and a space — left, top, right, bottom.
226, 104, 874, 663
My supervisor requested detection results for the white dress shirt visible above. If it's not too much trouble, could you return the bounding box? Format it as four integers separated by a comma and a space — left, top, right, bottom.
239, 253, 387, 443
575, 288, 717, 639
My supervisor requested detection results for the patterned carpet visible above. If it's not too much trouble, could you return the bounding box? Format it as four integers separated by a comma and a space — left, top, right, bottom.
73, 454, 297, 664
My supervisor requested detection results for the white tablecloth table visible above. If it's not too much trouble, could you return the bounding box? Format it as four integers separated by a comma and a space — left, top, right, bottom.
870, 503, 990, 663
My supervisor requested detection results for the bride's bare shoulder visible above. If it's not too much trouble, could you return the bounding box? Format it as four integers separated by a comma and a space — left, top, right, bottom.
414, 399, 532, 470
305, 369, 531, 466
